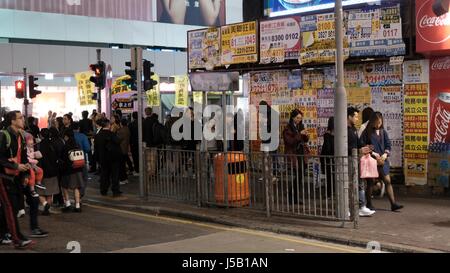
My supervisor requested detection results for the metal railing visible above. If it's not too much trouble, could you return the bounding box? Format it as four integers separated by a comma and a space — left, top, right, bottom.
144, 148, 360, 227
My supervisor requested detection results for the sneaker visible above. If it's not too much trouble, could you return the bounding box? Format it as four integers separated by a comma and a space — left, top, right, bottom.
133, 172, 139, 177
379, 182, 385, 198
30, 190, 39, 198
73, 207, 82, 213
391, 203, 404, 212
14, 239, 34, 249
119, 180, 129, 185
359, 206, 376, 217
30, 228, 49, 238
35, 183, 46, 190
0, 234, 12, 245
17, 209, 26, 218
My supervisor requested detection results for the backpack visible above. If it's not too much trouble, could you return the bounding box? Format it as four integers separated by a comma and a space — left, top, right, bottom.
1, 129, 26, 152
68, 149, 85, 169
1, 129, 26, 176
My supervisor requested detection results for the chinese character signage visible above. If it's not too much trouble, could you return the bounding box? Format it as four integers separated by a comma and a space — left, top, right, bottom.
75, 71, 96, 106
221, 21, 258, 65
403, 60, 430, 186
175, 75, 189, 107
188, 27, 221, 70
146, 74, 160, 107
259, 17, 301, 64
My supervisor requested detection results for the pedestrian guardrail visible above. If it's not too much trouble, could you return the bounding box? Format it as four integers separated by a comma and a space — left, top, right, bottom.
144, 148, 360, 228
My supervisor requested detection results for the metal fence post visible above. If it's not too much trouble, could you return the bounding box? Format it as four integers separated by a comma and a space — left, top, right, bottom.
143, 148, 148, 200
352, 148, 360, 229
196, 150, 202, 207
263, 151, 271, 218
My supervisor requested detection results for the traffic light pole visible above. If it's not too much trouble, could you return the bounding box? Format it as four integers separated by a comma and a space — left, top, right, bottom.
96, 49, 102, 113
23, 67, 29, 118
132, 47, 145, 198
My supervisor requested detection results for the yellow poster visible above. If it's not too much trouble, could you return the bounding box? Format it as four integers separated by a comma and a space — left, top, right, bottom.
193, 91, 203, 104
174, 75, 189, 107
405, 158, 428, 185
404, 134, 428, 154
111, 75, 132, 95
404, 96, 428, 116
347, 87, 371, 128
146, 74, 160, 107
221, 21, 258, 65
75, 71, 96, 106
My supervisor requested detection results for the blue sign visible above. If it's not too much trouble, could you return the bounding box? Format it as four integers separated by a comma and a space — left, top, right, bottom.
265, 0, 381, 17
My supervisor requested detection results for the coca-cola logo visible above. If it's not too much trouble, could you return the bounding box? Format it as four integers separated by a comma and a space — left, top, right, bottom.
433, 104, 450, 143
431, 57, 450, 71
417, 0, 450, 44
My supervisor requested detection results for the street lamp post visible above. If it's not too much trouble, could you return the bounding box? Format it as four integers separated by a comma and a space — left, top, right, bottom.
334, 0, 349, 221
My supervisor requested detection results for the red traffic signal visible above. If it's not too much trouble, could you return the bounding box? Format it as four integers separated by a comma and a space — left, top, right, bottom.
15, 80, 25, 99
89, 62, 106, 90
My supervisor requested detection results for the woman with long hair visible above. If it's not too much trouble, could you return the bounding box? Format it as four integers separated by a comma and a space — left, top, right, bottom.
282, 109, 309, 204
360, 112, 403, 212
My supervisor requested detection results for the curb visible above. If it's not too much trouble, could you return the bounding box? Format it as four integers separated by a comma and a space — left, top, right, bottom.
84, 198, 442, 253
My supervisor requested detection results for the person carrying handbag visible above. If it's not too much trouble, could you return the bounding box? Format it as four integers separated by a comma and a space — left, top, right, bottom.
360, 112, 403, 212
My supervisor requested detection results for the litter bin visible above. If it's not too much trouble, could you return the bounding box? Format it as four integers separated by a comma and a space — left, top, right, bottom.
214, 152, 249, 207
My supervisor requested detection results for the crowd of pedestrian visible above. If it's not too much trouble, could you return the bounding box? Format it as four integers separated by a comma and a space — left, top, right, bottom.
0, 107, 145, 249
0, 102, 404, 250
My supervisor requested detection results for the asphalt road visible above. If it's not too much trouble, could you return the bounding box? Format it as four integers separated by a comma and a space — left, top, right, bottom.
0, 204, 367, 253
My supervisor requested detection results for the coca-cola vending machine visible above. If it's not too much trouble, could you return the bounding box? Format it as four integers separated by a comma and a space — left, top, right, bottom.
430, 57, 450, 144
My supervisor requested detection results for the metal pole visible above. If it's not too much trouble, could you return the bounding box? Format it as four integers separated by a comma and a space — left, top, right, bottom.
222, 91, 228, 207
23, 68, 29, 118
0, 80, 2, 113
134, 47, 145, 198
352, 148, 359, 229
334, 0, 349, 221
96, 49, 102, 113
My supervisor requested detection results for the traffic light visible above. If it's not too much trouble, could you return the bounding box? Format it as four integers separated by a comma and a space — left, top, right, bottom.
89, 61, 106, 90
143, 60, 158, 91
15, 80, 25, 99
29, 75, 42, 99
123, 61, 137, 90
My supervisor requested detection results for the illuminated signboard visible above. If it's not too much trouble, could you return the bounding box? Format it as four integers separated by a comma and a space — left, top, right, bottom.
265, 0, 381, 17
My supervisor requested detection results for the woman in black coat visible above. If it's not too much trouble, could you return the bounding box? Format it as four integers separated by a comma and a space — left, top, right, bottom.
37, 129, 61, 215
49, 127, 65, 207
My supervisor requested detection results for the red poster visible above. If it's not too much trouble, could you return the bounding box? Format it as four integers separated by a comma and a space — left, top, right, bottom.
416, 0, 450, 54
429, 57, 450, 143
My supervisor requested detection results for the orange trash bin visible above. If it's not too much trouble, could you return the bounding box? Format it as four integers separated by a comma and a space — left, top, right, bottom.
214, 152, 250, 207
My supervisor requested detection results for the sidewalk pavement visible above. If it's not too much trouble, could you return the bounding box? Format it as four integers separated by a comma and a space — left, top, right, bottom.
84, 176, 450, 253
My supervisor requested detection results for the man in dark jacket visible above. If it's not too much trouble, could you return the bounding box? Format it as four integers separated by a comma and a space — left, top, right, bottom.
79, 111, 93, 136
95, 119, 122, 197
129, 112, 140, 173
0, 111, 47, 249
143, 107, 158, 148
